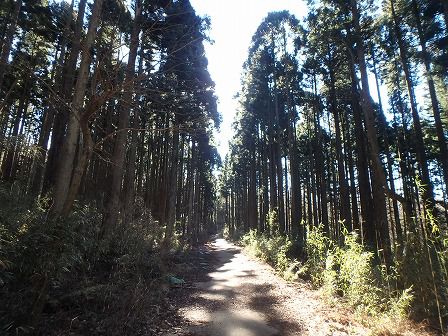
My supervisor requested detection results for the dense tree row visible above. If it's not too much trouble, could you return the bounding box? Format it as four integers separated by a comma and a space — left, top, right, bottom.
221, 0, 447, 323
0, 0, 220, 242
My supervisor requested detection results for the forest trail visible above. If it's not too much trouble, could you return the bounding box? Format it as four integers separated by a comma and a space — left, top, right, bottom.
164, 239, 369, 336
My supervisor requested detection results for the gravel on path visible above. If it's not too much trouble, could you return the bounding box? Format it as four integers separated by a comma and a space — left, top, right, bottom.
163, 239, 370, 336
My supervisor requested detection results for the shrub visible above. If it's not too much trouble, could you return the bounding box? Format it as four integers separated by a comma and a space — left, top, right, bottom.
0, 188, 167, 335
304, 225, 331, 286
300, 227, 413, 322
398, 229, 447, 326
240, 229, 294, 276
337, 233, 381, 311
0, 196, 97, 333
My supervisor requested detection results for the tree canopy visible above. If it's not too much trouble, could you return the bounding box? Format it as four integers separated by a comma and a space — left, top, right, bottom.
0, 0, 448, 333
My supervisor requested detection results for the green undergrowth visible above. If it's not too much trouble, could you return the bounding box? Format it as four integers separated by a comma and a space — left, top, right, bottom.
240, 229, 295, 278
0, 186, 182, 335
240, 225, 418, 334
303, 226, 413, 320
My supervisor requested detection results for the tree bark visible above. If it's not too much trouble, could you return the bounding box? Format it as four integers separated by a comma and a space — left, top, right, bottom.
350, 0, 391, 263
102, 0, 141, 232
348, 58, 374, 247
411, 0, 448, 193
43, 0, 87, 192
164, 130, 179, 244
0, 0, 22, 92
52, 0, 104, 216
328, 57, 351, 230
390, 0, 435, 212
31, 12, 73, 195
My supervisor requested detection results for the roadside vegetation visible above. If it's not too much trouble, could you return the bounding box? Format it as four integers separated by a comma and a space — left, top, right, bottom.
237, 209, 445, 334
221, 0, 448, 333
0, 187, 177, 335
0, 0, 218, 334
1, 0, 448, 334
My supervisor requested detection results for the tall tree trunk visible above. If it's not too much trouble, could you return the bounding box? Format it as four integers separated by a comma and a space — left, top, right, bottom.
287, 102, 301, 240
164, 129, 179, 243
411, 0, 448, 193
52, 0, 104, 216
344, 115, 360, 231
261, 134, 269, 232
102, 0, 141, 232
1, 103, 23, 179
268, 96, 278, 221
390, 0, 435, 213
1, 71, 30, 180
393, 78, 416, 232
312, 76, 329, 233
328, 60, 351, 230
273, 89, 286, 234
43, 0, 86, 192
349, 58, 374, 247
60, 109, 94, 216
350, 0, 391, 263
249, 144, 257, 230
31, 20, 73, 194
371, 45, 403, 245
0, 0, 21, 92
123, 40, 146, 226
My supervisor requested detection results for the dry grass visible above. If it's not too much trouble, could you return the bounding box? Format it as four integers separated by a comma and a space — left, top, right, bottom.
361, 314, 437, 336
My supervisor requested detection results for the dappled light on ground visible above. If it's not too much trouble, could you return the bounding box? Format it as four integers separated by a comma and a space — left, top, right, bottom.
165, 239, 370, 336
190, 309, 278, 336
184, 239, 281, 336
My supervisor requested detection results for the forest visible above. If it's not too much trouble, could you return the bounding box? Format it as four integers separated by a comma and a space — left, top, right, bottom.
0, 0, 447, 335
221, 0, 448, 332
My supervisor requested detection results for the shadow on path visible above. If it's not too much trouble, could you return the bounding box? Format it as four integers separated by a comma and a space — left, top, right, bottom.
165, 239, 303, 336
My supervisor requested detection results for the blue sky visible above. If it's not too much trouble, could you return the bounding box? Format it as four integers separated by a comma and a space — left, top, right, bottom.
189, 0, 308, 158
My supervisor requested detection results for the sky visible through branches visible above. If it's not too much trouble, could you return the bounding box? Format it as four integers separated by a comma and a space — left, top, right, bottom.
190, 0, 307, 157
189, 0, 428, 159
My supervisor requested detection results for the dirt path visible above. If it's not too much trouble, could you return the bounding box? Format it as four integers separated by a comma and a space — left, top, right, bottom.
163, 239, 371, 336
